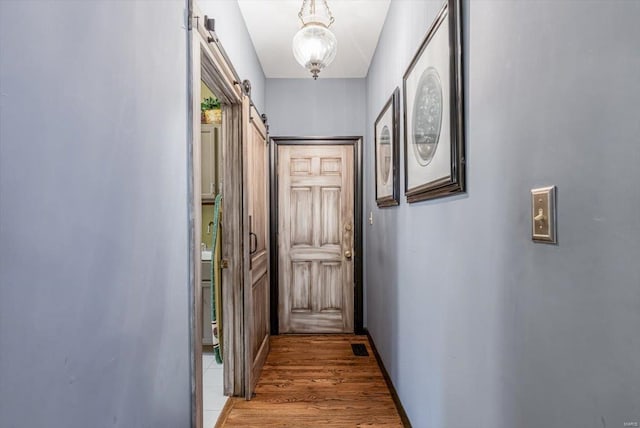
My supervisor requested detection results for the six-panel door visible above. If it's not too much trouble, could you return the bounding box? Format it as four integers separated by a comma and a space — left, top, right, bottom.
278, 145, 355, 333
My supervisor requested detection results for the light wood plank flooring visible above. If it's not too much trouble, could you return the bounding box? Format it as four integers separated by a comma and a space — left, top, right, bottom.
215, 335, 404, 427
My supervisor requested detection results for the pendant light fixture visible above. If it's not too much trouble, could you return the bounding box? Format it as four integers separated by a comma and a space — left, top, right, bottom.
292, 0, 337, 80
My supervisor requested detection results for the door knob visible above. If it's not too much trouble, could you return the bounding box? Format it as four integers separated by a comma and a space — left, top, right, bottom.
344, 250, 352, 259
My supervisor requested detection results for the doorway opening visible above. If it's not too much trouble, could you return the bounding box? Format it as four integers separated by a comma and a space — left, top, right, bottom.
188, 3, 271, 427
188, 5, 243, 428
269, 137, 364, 336
199, 79, 225, 427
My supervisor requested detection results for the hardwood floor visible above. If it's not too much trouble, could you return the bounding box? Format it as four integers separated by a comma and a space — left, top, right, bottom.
215, 335, 405, 427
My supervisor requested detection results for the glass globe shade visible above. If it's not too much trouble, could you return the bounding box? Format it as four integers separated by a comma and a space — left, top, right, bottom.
292, 23, 337, 79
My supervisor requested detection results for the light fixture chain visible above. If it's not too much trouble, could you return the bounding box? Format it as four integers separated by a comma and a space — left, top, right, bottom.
298, 0, 334, 27
322, 0, 335, 26
298, 0, 309, 25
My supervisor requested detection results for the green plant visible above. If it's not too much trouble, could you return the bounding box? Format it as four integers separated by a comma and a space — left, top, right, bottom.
201, 97, 220, 111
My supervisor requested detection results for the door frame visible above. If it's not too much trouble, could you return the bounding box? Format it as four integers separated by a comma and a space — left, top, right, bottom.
187, 1, 252, 426
269, 136, 364, 335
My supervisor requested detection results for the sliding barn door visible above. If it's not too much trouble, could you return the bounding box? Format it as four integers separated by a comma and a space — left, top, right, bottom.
243, 96, 270, 398
278, 145, 355, 333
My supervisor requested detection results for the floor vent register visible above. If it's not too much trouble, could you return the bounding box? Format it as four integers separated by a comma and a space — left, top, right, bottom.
351, 343, 369, 357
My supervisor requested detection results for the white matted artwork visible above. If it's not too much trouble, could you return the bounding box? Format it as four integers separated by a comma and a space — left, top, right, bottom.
374, 87, 400, 207
403, 0, 465, 203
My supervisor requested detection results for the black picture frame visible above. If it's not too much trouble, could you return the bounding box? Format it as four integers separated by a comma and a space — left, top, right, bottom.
403, 0, 465, 203
374, 87, 400, 207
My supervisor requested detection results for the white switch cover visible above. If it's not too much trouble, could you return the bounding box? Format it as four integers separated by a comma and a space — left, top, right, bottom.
369, 211, 374, 225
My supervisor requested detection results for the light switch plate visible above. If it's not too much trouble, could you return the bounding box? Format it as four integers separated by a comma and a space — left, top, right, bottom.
531, 186, 557, 244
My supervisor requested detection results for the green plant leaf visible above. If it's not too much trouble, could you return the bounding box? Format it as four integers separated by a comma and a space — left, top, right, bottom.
201, 96, 220, 111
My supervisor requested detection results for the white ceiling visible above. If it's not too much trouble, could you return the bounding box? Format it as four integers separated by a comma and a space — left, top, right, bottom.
237, 0, 391, 79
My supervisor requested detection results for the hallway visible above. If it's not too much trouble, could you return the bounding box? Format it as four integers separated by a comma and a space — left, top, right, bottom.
1, 1, 639, 427
216, 335, 405, 427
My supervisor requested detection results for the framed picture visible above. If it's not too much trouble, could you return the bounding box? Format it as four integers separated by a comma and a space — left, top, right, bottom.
403, 0, 465, 203
374, 87, 400, 207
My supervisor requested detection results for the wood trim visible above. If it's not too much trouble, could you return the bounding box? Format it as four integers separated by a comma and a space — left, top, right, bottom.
189, 4, 249, 422
194, 4, 265, 116
269, 137, 364, 335
268, 139, 278, 336
213, 397, 235, 428
353, 139, 364, 335
241, 95, 252, 398
270, 136, 363, 144
194, 5, 242, 104
366, 330, 413, 428
190, 3, 274, 425
221, 102, 245, 396
250, 105, 268, 140
188, 4, 203, 426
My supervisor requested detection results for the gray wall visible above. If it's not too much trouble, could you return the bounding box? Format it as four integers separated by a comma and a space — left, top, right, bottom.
199, 0, 266, 114
0, 1, 191, 427
266, 78, 366, 136
365, 1, 640, 427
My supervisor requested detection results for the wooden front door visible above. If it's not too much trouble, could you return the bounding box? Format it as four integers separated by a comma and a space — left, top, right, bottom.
243, 97, 269, 398
278, 145, 355, 333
